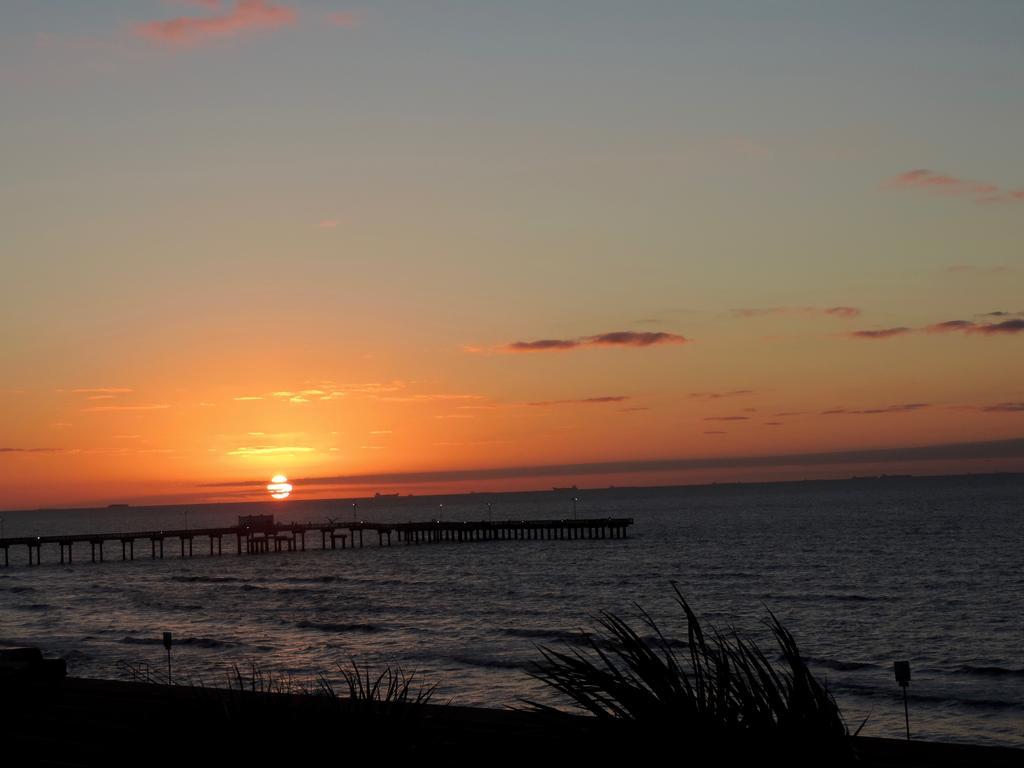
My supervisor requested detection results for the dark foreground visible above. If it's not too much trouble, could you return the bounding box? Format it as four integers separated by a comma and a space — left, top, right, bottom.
2, 674, 1021, 767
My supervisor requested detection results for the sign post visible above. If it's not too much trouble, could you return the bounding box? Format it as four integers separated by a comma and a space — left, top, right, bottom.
163, 631, 173, 685
894, 660, 911, 740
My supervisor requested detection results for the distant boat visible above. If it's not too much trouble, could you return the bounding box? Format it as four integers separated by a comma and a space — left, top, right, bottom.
552, 485, 578, 493
374, 492, 400, 498
107, 503, 131, 509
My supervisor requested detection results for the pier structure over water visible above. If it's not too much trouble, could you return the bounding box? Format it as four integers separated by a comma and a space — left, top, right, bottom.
0, 515, 633, 568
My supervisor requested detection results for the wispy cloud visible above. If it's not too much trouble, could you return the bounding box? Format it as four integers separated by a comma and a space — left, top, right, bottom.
846, 327, 913, 340
887, 169, 1023, 205
72, 387, 133, 394
227, 445, 315, 456
319, 219, 338, 229
0, 447, 61, 453
924, 318, 1024, 336
924, 320, 975, 333
979, 402, 1024, 413
135, 0, 296, 46
527, 396, 631, 407
969, 319, 1024, 336
822, 403, 929, 415
82, 404, 171, 413
732, 307, 861, 319
690, 390, 755, 400
325, 10, 358, 28
849, 313, 1024, 340
505, 330, 688, 353
703, 416, 749, 422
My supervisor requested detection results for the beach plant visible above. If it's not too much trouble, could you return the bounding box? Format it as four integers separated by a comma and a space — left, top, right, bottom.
526, 584, 857, 761
318, 657, 438, 710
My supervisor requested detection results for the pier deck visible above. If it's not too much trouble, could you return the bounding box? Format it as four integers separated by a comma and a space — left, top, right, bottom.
0, 515, 633, 568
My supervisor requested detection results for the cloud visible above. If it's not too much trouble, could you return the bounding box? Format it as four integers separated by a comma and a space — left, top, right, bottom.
824, 306, 861, 318
507, 339, 582, 352
227, 445, 315, 456
968, 319, 1024, 336
979, 403, 1024, 413
325, 11, 358, 28
847, 315, 1024, 339
527, 396, 631, 407
846, 327, 912, 340
0, 447, 61, 453
925, 320, 975, 333
586, 331, 688, 347
82, 404, 171, 412
690, 390, 755, 400
200, 437, 1024, 488
887, 169, 1022, 204
234, 395, 264, 401
822, 403, 929, 415
72, 387, 133, 394
921, 318, 1024, 336
732, 307, 861, 319
505, 330, 688, 353
135, 0, 296, 46
703, 416, 750, 422
319, 219, 338, 229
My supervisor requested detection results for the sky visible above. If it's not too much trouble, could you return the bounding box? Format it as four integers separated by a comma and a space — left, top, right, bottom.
1, 1, 1022, 509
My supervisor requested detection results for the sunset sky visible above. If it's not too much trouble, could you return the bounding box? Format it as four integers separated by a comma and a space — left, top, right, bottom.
2, 1, 1023, 509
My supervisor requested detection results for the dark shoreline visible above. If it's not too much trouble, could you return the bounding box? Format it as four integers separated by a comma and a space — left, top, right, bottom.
4, 675, 1021, 766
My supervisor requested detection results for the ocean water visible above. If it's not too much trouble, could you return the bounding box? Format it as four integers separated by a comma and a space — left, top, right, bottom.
1, 475, 1021, 748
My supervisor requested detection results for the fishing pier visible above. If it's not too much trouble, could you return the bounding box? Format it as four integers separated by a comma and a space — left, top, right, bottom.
0, 514, 634, 568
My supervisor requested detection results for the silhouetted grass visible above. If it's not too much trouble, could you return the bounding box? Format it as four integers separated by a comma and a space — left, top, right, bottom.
318, 657, 438, 709
526, 584, 859, 762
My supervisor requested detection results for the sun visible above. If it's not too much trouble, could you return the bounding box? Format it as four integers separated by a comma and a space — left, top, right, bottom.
267, 474, 293, 500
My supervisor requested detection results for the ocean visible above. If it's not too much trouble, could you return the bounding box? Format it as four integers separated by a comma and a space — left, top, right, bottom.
1, 474, 1021, 747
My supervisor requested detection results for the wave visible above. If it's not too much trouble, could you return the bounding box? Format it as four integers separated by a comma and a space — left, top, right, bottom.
450, 653, 530, 671
831, 679, 1022, 711
295, 621, 382, 634
759, 593, 893, 603
954, 665, 1024, 679
805, 656, 878, 672
502, 628, 592, 644
120, 636, 236, 649
170, 575, 244, 584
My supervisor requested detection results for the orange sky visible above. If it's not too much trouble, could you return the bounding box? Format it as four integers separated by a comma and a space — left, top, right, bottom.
2, 2, 1023, 509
